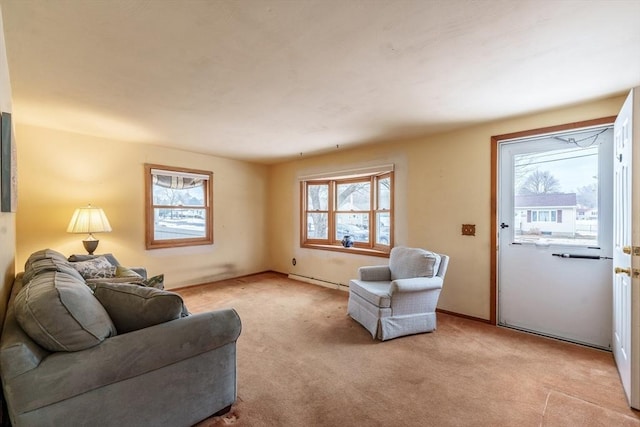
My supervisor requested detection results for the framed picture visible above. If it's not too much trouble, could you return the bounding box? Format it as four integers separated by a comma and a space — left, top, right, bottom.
1, 112, 17, 212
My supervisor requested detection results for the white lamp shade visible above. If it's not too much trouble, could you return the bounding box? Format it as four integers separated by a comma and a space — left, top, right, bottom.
67, 206, 112, 234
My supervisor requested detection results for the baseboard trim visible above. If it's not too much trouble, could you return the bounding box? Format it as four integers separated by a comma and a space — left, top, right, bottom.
436, 308, 491, 324
287, 273, 349, 292
172, 270, 277, 291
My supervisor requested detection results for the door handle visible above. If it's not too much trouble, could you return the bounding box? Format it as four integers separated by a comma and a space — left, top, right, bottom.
615, 267, 631, 276
500, 223, 509, 229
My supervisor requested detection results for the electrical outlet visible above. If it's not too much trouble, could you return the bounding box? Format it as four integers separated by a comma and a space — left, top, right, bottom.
461, 224, 476, 236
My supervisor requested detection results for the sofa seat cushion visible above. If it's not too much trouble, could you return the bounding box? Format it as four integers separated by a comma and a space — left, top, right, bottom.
348, 280, 391, 308
14, 271, 116, 352
389, 247, 441, 280
93, 283, 188, 333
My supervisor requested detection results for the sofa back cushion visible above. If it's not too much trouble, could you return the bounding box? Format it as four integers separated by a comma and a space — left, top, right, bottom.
389, 247, 442, 280
93, 282, 188, 333
24, 248, 68, 271
22, 257, 85, 284
14, 271, 116, 352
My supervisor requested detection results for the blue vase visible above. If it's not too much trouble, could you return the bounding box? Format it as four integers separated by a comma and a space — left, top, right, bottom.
341, 235, 354, 248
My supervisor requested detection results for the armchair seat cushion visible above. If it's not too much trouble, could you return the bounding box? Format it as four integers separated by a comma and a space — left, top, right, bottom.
348, 280, 391, 308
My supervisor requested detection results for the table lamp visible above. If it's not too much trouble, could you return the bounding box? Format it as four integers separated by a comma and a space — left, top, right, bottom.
67, 204, 112, 254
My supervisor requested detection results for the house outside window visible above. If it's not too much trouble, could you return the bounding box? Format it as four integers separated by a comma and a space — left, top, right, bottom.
515, 193, 576, 239
301, 169, 393, 256
145, 164, 213, 249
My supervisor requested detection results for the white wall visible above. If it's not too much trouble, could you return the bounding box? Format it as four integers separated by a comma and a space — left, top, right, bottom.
268, 95, 626, 320
16, 124, 270, 289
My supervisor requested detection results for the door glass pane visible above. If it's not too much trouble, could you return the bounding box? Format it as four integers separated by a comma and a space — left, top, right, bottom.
336, 182, 370, 210
513, 128, 609, 246
336, 213, 369, 242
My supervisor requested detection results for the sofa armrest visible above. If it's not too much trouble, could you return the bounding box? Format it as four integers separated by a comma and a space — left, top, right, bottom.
358, 265, 391, 281
7, 309, 242, 414
390, 277, 443, 293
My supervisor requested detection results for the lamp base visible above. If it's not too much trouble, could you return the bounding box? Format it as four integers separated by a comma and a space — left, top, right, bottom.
82, 239, 100, 255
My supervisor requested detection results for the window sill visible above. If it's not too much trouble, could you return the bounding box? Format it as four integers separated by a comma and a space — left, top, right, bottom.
301, 243, 390, 258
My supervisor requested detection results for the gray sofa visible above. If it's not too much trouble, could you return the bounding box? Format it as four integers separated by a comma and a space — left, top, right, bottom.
0, 249, 241, 427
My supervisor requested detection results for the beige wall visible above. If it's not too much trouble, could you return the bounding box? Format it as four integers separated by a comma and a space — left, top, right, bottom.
16, 124, 269, 289
0, 6, 16, 330
267, 95, 626, 320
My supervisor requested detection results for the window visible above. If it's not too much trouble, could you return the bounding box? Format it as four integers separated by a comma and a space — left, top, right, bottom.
301, 171, 393, 255
145, 164, 213, 249
508, 125, 613, 246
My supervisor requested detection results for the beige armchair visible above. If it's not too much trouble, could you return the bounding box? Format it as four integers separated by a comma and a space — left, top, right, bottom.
348, 247, 449, 341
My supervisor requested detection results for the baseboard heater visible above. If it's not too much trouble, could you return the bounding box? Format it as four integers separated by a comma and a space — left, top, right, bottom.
287, 274, 349, 292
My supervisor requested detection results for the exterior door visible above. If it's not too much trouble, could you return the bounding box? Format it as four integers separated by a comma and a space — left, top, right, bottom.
498, 124, 614, 349
613, 88, 639, 409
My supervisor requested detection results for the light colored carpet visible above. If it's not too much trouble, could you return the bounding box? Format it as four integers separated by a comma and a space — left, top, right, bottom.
177, 272, 640, 426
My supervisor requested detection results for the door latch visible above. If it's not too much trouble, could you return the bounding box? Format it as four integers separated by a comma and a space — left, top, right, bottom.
615, 267, 631, 276
622, 246, 640, 256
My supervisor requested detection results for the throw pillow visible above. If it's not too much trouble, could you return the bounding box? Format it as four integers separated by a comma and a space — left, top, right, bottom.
68, 253, 121, 267
71, 256, 117, 280
142, 274, 164, 290
14, 271, 116, 352
115, 265, 144, 280
85, 266, 147, 290
93, 282, 188, 334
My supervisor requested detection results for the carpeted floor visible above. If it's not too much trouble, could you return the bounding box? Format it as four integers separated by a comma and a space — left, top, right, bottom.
177, 272, 640, 427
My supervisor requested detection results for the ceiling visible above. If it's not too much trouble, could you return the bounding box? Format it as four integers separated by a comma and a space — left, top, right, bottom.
1, 0, 639, 164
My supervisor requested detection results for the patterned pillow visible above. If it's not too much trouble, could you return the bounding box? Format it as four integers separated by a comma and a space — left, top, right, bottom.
142, 274, 164, 290
71, 256, 117, 280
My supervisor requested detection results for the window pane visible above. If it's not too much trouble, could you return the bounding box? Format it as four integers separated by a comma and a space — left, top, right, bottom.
337, 182, 370, 210
376, 212, 390, 245
378, 176, 391, 210
154, 208, 206, 240
514, 134, 601, 246
153, 174, 205, 206
307, 213, 328, 239
336, 213, 369, 242
307, 184, 328, 210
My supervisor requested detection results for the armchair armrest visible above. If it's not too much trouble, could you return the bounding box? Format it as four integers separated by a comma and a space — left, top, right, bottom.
390, 277, 443, 293
358, 265, 391, 281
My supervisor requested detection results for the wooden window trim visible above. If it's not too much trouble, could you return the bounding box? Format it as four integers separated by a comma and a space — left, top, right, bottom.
301, 171, 394, 256
145, 163, 213, 250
